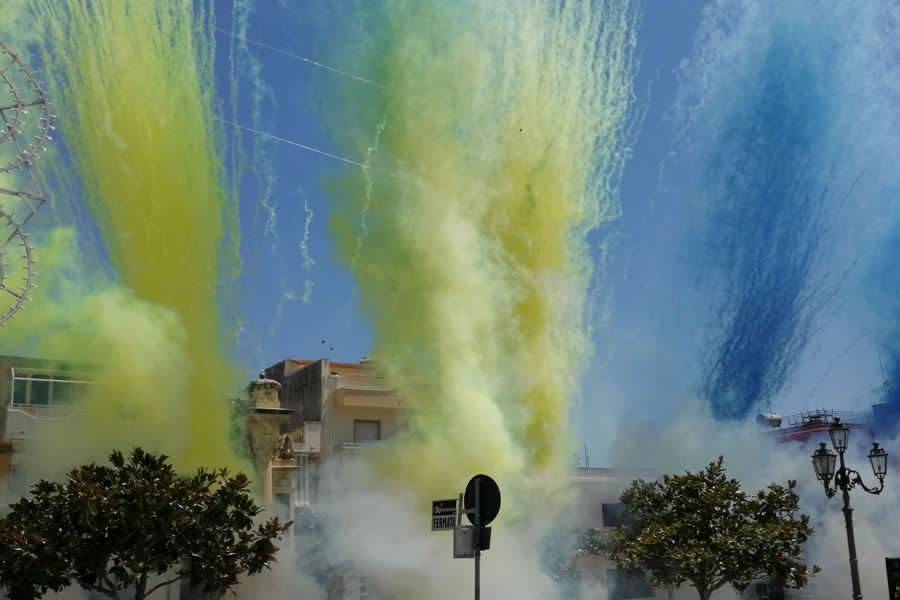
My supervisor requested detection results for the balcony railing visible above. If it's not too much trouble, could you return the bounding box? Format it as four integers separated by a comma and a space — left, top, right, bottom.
783, 409, 871, 428
332, 374, 393, 393
335, 440, 380, 451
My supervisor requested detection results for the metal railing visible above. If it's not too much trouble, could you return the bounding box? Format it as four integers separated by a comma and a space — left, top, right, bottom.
335, 440, 381, 451
331, 374, 393, 392
10, 367, 95, 407
783, 409, 871, 428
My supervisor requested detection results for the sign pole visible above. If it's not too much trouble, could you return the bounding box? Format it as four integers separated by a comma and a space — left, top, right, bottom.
444, 474, 500, 595
887, 558, 900, 600
474, 477, 481, 600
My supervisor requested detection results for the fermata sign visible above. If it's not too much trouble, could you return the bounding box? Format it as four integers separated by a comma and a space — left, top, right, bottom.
432, 498, 457, 531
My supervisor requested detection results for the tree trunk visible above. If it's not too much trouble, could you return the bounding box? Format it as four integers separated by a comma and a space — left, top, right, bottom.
696, 589, 711, 600
134, 575, 147, 600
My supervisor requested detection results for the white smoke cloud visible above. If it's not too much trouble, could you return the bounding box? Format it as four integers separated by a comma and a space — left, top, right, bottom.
608, 399, 900, 599
304, 457, 566, 600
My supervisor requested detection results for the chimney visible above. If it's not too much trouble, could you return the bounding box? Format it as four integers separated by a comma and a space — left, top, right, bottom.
250, 371, 282, 410
245, 372, 294, 505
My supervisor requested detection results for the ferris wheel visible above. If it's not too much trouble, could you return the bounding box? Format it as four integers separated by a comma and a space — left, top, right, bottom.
0, 41, 54, 326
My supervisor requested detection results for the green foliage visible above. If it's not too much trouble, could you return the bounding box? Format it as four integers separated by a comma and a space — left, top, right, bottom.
0, 448, 290, 600
609, 457, 818, 600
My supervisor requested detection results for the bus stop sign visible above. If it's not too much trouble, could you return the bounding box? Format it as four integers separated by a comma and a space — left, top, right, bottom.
432, 499, 457, 531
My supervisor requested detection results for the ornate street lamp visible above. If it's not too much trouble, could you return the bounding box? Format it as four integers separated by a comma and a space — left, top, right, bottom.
829, 419, 849, 453
812, 443, 837, 485
811, 417, 888, 600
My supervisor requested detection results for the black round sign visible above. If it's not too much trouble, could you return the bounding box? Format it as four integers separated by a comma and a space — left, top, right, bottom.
464, 474, 501, 526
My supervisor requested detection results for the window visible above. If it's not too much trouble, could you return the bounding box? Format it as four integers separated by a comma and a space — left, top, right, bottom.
29, 379, 50, 405
602, 503, 627, 527
359, 576, 370, 600
354, 420, 381, 443
608, 569, 654, 600
12, 378, 27, 406
10, 370, 94, 406
53, 378, 79, 404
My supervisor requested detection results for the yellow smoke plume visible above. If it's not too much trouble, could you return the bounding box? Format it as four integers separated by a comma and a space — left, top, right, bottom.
329, 0, 637, 507
4, 229, 197, 476
4, 0, 245, 474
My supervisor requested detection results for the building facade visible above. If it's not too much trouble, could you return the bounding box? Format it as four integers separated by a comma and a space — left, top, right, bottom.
0, 355, 96, 495
246, 358, 675, 600
246, 358, 407, 600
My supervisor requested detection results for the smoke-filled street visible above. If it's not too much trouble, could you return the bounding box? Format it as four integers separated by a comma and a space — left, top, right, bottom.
1, 1, 900, 599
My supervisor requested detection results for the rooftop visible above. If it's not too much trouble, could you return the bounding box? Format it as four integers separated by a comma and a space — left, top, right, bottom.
287, 358, 372, 372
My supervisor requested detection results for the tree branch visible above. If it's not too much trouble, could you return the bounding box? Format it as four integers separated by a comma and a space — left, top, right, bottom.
144, 574, 185, 598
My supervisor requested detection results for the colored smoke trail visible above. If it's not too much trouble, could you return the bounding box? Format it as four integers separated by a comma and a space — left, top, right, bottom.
855, 5, 900, 425
6, 0, 244, 473
674, 3, 846, 420
326, 0, 637, 502
871, 228, 900, 424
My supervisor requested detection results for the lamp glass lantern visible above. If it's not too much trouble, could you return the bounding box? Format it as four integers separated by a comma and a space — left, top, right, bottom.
868, 443, 888, 481
812, 443, 837, 483
829, 419, 849, 453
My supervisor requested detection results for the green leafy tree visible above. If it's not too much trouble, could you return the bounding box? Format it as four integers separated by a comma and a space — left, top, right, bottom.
0, 448, 290, 600
610, 457, 818, 600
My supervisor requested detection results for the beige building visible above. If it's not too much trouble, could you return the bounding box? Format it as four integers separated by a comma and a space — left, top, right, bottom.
245, 358, 404, 511
245, 358, 408, 600
246, 358, 672, 600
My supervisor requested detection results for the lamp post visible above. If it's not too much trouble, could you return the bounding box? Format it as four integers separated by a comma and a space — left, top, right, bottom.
811, 417, 889, 600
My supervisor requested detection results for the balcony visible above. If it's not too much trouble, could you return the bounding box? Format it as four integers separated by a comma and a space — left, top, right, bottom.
332, 374, 403, 410
333, 374, 392, 392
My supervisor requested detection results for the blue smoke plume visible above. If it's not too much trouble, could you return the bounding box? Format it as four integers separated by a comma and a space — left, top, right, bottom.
671, 2, 900, 424
870, 227, 900, 430
675, 5, 844, 420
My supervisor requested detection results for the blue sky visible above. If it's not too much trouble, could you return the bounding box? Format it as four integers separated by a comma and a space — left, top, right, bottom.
214, 1, 898, 463
218, 1, 710, 464
223, 1, 704, 368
